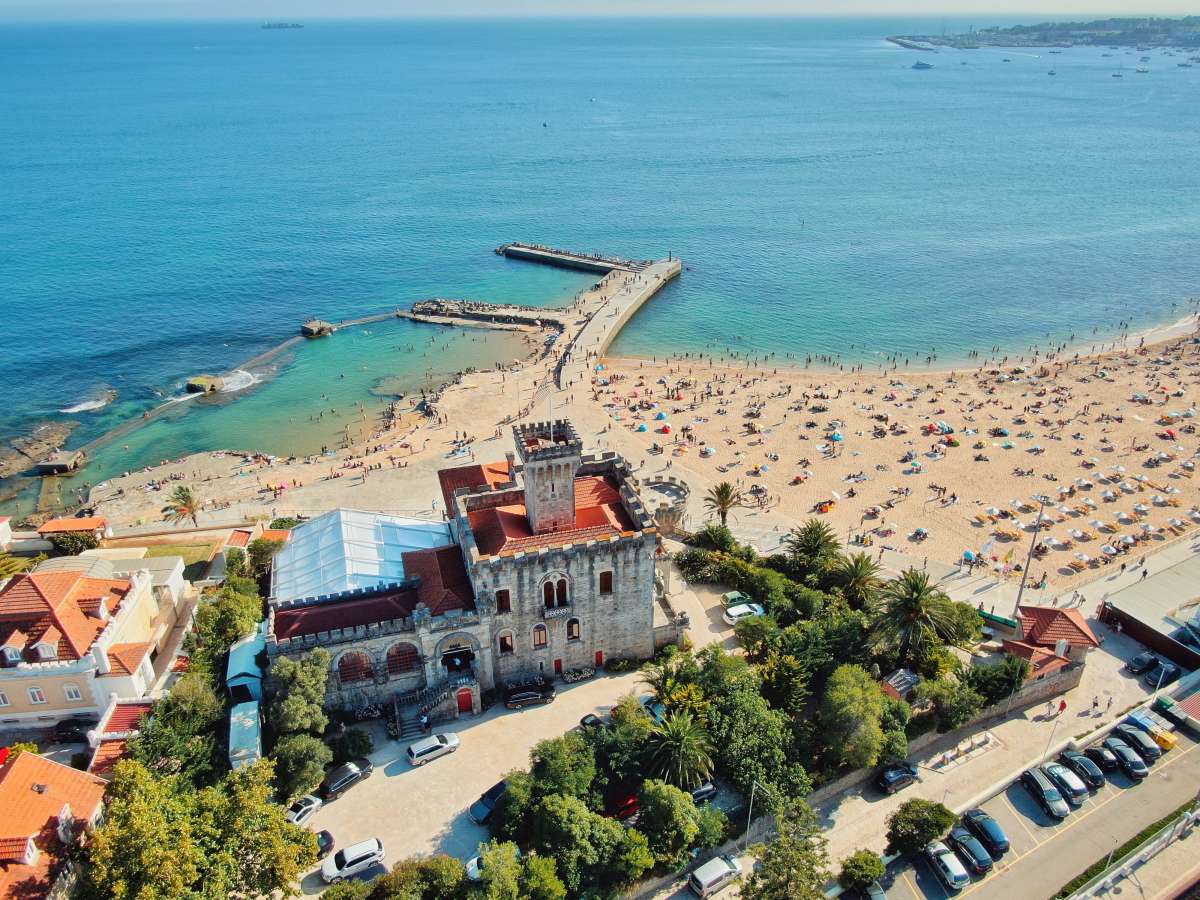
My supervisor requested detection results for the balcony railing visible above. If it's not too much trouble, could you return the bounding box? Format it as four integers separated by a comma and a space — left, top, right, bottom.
542, 604, 573, 620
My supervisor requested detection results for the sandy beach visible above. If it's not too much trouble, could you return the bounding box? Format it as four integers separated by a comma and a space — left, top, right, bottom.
82, 272, 1200, 592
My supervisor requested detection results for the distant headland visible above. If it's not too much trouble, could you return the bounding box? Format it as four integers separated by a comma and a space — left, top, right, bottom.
889, 16, 1200, 51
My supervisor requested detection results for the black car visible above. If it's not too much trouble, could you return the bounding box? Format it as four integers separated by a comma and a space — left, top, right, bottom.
947, 824, 993, 875
1059, 750, 1105, 790
505, 682, 556, 710
1114, 724, 1162, 762
1125, 651, 1158, 675
1101, 737, 1148, 780
1084, 745, 1119, 772
962, 808, 1009, 857
468, 780, 507, 825
1144, 663, 1181, 690
1019, 768, 1070, 818
52, 717, 99, 744
320, 758, 374, 799
579, 713, 605, 729
876, 762, 919, 794
690, 782, 718, 805
316, 830, 335, 856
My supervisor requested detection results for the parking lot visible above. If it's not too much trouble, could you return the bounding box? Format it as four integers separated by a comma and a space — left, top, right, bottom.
883, 731, 1200, 900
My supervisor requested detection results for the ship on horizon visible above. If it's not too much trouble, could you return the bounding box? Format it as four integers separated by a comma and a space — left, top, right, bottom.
262, 22, 304, 29
912, 60, 934, 70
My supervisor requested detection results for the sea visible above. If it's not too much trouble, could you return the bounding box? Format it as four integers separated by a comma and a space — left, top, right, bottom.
2, 17, 1199, 516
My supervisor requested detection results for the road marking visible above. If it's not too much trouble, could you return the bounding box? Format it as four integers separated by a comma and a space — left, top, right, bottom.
900, 868, 920, 899
999, 794, 1041, 845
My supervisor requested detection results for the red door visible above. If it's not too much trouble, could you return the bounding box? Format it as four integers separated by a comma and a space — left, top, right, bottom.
595, 650, 604, 667
553, 658, 563, 675
456, 687, 473, 714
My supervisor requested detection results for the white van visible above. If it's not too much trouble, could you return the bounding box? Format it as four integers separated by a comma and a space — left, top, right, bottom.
688, 855, 742, 897
321, 838, 384, 883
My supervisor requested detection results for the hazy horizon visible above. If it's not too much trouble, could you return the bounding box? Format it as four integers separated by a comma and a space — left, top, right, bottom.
0, 0, 1195, 23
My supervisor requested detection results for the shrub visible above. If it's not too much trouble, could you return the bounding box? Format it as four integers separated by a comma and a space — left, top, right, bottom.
269, 517, 301, 530
886, 799, 956, 856
839, 849, 886, 892
605, 657, 639, 673
330, 727, 374, 765
272, 733, 332, 800
48, 531, 99, 555
224, 547, 247, 579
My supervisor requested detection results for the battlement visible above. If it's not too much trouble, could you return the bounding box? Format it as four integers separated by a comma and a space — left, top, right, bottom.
513, 419, 582, 462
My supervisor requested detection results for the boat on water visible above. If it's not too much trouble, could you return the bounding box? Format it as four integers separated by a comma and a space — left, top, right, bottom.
1047, 69, 1057, 76
261, 22, 303, 28
1178, 62, 1193, 68
1002, 58, 1010, 63
1111, 72, 1123, 78
912, 60, 934, 70
1136, 67, 1149, 74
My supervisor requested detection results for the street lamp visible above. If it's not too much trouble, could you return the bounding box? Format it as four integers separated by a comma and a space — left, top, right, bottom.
1041, 711, 1062, 764
1014, 497, 1048, 615
742, 779, 778, 852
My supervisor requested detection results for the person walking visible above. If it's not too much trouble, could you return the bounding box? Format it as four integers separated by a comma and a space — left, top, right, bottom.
1058, 699, 1067, 716
1092, 696, 1100, 715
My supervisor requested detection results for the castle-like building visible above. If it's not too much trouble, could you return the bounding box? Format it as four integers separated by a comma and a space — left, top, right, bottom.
265, 420, 659, 717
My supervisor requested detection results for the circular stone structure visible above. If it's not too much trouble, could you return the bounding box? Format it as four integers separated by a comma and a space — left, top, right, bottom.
641, 475, 691, 535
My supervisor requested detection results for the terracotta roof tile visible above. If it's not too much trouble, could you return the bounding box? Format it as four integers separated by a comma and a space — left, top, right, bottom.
0, 572, 130, 661
437, 461, 512, 512
101, 701, 153, 734
36, 517, 106, 535
87, 739, 131, 778
260, 529, 292, 544
1017, 606, 1100, 650
1002, 639, 1072, 678
227, 529, 252, 548
399, 545, 474, 615
100, 642, 152, 677
1177, 692, 1200, 721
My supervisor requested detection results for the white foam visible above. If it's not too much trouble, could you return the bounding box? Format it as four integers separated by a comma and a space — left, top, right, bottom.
59, 390, 116, 413
220, 369, 260, 393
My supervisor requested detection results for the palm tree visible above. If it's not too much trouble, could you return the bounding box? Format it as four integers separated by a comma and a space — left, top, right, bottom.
640, 655, 687, 705
646, 711, 714, 789
870, 568, 960, 667
784, 519, 841, 579
163, 485, 201, 528
829, 552, 883, 610
0, 553, 30, 580
703, 481, 742, 526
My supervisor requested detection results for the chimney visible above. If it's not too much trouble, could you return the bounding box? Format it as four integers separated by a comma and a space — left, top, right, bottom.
1055, 638, 1069, 658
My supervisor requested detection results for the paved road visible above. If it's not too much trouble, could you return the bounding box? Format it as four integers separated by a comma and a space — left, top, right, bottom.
883, 732, 1200, 900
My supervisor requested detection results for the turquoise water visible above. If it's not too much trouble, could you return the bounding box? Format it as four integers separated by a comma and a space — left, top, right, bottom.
2, 18, 1199, 511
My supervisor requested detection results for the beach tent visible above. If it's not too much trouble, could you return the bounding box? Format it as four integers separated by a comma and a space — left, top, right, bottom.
655, 411, 668, 420
636, 423, 648, 432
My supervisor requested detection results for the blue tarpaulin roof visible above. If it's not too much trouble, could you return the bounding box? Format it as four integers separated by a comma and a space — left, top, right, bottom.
228, 701, 262, 769
226, 623, 266, 685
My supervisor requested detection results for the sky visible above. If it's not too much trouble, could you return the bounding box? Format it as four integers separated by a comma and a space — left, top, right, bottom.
0, 0, 1194, 22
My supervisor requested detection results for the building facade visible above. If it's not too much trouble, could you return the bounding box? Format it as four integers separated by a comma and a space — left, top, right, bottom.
266, 420, 659, 717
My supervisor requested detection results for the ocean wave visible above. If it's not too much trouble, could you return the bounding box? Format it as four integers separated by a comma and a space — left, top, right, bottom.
59, 390, 117, 414
219, 369, 261, 393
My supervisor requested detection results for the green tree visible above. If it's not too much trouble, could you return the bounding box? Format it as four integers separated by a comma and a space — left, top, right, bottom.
640, 650, 698, 706
740, 800, 829, 900
163, 484, 202, 527
760, 650, 810, 718
48, 530, 100, 555
529, 732, 595, 800
914, 678, 984, 732
646, 712, 714, 789
885, 799, 956, 856
491, 770, 536, 845
707, 683, 811, 801
374, 855, 467, 898
129, 704, 219, 788
839, 849, 886, 892
268, 648, 330, 736
637, 779, 703, 866
828, 551, 883, 610
224, 547, 247, 579
0, 552, 31, 579
819, 665, 886, 769
783, 519, 842, 582
734, 615, 781, 663
965, 654, 1031, 705
248, 537, 284, 577
532, 794, 652, 894
703, 481, 743, 526
272, 733, 332, 800
870, 569, 964, 668
477, 840, 523, 899
269, 516, 302, 530
331, 727, 375, 764
690, 522, 737, 553
520, 853, 567, 900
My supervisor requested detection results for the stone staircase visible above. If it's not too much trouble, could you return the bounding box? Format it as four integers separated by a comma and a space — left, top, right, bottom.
390, 672, 476, 739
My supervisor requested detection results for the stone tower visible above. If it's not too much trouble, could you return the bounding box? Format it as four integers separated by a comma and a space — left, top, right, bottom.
513, 419, 582, 534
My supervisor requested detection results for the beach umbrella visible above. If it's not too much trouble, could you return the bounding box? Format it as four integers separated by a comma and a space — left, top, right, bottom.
1083, 497, 1097, 509
1151, 495, 1166, 505
1074, 552, 1089, 561
1120, 535, 1136, 546
1170, 518, 1185, 528
661, 424, 671, 434
1071, 529, 1085, 540
636, 423, 648, 432
1118, 482, 1134, 492
1140, 523, 1152, 532
1134, 503, 1150, 514
832, 432, 843, 442
1185, 461, 1197, 471
1157, 451, 1171, 461
654, 411, 667, 420
1115, 464, 1127, 473
1058, 486, 1071, 495
1102, 490, 1117, 501
1191, 509, 1200, 521
831, 490, 841, 500
1057, 505, 1072, 515
1102, 545, 1118, 555
1166, 486, 1181, 495
1134, 474, 1148, 483
986, 506, 1001, 517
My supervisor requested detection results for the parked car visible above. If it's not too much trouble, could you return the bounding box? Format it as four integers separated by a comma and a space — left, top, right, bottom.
466, 847, 520, 882
1101, 737, 1148, 780
320, 758, 374, 799
926, 840, 970, 892
1084, 745, 1119, 772
688, 855, 742, 897
1114, 724, 1162, 762
640, 695, 667, 724
406, 732, 460, 766
53, 717, 98, 744
1059, 751, 1105, 790
316, 830, 335, 856
690, 782, 718, 806
722, 602, 766, 626
579, 713, 605, 729
468, 780, 507, 826
862, 881, 887, 900
285, 794, 323, 826
1019, 767, 1070, 819
876, 761, 919, 794
1125, 652, 1159, 675
611, 793, 641, 824
1144, 663, 1181, 690
962, 808, 1009, 857
504, 685, 556, 709
947, 824, 993, 876
321, 837, 385, 884
1043, 762, 1089, 806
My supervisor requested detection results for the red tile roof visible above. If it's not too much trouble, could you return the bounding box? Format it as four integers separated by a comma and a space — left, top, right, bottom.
0, 572, 130, 662
437, 461, 512, 512
1177, 692, 1200, 722
1017, 606, 1100, 650
87, 739, 131, 778
1002, 639, 1072, 679
101, 701, 153, 734
467, 475, 635, 557
0, 753, 106, 897
100, 642, 153, 678
36, 517, 106, 535
227, 529, 252, 548
260, 529, 292, 544
400, 546, 474, 615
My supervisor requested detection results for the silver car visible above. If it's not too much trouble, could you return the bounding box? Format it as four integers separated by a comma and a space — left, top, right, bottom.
406, 732, 460, 766
321, 837, 384, 883
285, 793, 322, 826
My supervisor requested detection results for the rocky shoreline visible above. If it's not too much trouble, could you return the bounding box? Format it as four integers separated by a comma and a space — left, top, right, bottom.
0, 420, 77, 480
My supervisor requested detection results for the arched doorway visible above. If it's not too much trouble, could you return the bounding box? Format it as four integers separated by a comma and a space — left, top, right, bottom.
386, 642, 421, 676
456, 687, 473, 714
337, 650, 374, 685
436, 633, 478, 678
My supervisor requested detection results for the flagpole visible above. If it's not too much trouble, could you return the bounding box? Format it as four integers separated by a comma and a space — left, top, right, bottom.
1014, 498, 1047, 615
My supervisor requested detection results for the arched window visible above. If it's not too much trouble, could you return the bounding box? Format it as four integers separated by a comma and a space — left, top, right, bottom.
498, 632, 514, 655
532, 624, 548, 649
556, 579, 569, 606
337, 651, 374, 684
386, 643, 420, 676
543, 582, 555, 608
567, 618, 581, 642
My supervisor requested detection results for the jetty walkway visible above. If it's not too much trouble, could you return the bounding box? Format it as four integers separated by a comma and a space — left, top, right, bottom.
495, 242, 654, 275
